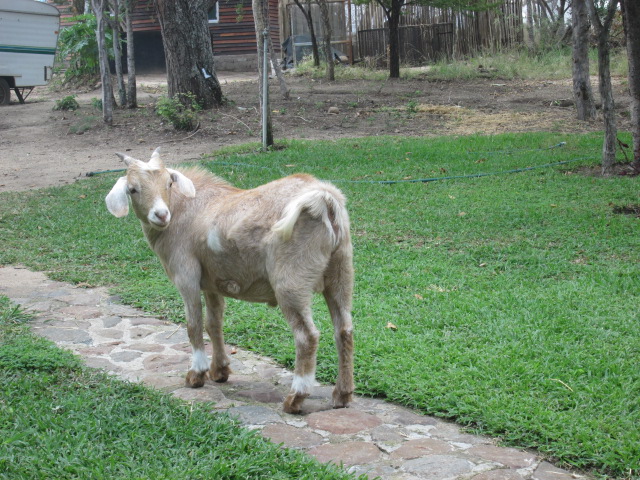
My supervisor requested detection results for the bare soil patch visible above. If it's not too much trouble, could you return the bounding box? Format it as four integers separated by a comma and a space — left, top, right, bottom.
0, 72, 631, 193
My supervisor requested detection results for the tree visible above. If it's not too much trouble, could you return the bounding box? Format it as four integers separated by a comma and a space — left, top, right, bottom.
253, 0, 274, 147
355, 0, 495, 79
122, 0, 137, 108
108, 0, 127, 107
318, 0, 334, 81
571, 0, 597, 121
526, 0, 535, 48
252, 0, 290, 148
586, 0, 619, 174
367, 0, 403, 78
621, 0, 640, 172
91, 0, 113, 124
154, 0, 223, 109
292, 0, 320, 67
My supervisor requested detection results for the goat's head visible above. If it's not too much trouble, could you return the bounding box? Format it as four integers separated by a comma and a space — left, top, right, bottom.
105, 147, 196, 230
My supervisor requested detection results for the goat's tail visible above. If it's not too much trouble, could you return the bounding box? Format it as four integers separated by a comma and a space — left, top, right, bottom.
272, 186, 349, 247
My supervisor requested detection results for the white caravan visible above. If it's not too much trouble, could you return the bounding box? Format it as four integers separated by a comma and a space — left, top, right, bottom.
0, 0, 60, 104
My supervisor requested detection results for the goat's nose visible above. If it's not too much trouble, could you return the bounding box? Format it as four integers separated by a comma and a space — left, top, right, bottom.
155, 209, 170, 223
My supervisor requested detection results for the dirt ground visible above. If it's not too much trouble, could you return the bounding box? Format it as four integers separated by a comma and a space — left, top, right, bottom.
0, 70, 632, 193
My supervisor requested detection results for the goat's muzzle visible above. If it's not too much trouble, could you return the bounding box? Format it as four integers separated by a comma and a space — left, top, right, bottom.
148, 203, 171, 230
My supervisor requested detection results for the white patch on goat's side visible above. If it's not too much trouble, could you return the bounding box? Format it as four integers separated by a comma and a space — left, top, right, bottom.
207, 227, 223, 253
190, 349, 209, 372
291, 373, 317, 395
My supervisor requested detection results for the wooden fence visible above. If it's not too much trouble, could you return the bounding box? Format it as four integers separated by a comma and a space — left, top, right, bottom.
357, 23, 454, 66
353, 0, 523, 65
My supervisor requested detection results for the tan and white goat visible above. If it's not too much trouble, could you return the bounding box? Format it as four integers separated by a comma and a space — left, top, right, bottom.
105, 148, 354, 413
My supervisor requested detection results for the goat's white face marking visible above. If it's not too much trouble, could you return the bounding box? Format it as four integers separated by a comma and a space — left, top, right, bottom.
207, 227, 223, 253
148, 196, 171, 229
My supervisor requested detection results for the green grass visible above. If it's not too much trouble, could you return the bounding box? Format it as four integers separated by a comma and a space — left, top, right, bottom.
433, 47, 628, 81
294, 47, 629, 82
0, 132, 638, 478
0, 297, 362, 480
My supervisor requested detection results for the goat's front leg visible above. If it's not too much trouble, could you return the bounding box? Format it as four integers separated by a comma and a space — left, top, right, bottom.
204, 291, 231, 383
179, 283, 208, 388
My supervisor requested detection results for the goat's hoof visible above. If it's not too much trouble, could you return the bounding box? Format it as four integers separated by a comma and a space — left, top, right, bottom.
332, 389, 353, 409
282, 392, 308, 414
210, 365, 231, 383
185, 370, 207, 388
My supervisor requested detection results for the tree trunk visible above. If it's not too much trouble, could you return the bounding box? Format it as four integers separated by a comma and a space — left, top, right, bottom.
123, 0, 137, 108
269, 40, 290, 99
597, 35, 617, 174
92, 0, 113, 125
318, 0, 334, 81
385, 0, 403, 79
622, 0, 640, 171
293, 0, 320, 67
526, 0, 535, 48
587, 0, 619, 175
252, 0, 273, 147
154, 0, 222, 109
376, 0, 405, 78
109, 0, 127, 107
262, 0, 288, 98
571, 0, 596, 121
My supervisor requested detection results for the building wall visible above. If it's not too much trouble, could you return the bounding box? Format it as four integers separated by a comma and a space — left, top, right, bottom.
49, 0, 281, 72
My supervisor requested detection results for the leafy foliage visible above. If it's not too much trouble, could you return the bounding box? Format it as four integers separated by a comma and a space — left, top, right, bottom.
53, 95, 80, 111
55, 14, 114, 82
156, 93, 203, 131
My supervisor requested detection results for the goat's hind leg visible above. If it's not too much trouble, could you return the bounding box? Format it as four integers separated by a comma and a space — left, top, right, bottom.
279, 296, 319, 414
323, 252, 355, 409
204, 291, 231, 383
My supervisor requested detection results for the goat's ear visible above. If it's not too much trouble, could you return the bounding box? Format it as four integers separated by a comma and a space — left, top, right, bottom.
168, 169, 196, 198
105, 176, 130, 217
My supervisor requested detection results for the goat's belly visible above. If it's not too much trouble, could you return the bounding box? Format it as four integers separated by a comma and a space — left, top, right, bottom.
213, 278, 277, 306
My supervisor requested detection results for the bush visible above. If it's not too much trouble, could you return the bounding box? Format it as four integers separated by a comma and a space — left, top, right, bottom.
91, 97, 102, 110
53, 95, 79, 111
55, 14, 115, 82
156, 93, 202, 131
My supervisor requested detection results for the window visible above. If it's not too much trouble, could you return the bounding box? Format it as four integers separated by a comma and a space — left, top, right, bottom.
208, 5, 219, 24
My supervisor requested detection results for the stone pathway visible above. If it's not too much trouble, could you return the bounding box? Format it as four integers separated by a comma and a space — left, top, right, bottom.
0, 266, 587, 480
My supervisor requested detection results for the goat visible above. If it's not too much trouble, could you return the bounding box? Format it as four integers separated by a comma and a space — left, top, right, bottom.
105, 148, 354, 413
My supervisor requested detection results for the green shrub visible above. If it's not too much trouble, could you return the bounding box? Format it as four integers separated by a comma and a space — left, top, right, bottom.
55, 14, 115, 82
156, 93, 202, 131
91, 97, 103, 110
53, 95, 79, 111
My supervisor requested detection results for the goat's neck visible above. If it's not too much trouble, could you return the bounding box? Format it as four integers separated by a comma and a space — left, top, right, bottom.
141, 224, 163, 249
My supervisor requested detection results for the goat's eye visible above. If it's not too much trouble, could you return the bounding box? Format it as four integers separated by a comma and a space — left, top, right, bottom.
128, 186, 138, 194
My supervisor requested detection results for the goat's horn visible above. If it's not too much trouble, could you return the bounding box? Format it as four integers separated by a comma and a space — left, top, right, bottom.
148, 147, 164, 169
115, 152, 136, 166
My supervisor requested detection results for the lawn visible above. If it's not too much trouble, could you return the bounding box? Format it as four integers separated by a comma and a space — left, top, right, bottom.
0, 297, 362, 479
0, 132, 638, 478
